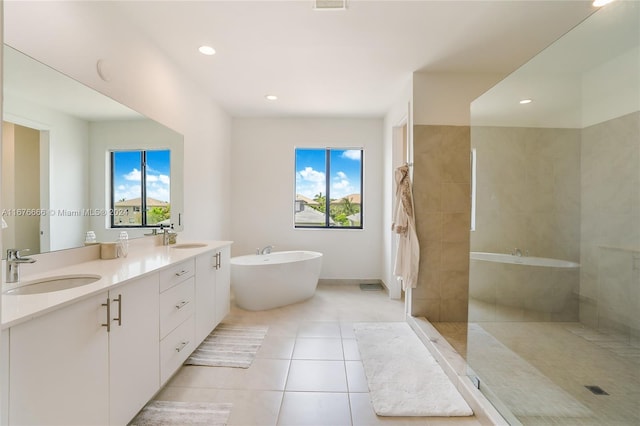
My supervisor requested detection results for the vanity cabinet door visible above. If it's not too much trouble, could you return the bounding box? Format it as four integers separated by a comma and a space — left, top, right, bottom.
108, 274, 160, 426
9, 292, 110, 425
194, 245, 231, 343
214, 245, 231, 325
195, 250, 218, 344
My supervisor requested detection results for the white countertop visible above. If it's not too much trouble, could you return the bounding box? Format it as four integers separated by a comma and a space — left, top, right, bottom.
2, 239, 232, 329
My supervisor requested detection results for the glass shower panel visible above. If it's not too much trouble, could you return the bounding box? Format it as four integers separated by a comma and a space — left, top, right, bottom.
468, 2, 640, 424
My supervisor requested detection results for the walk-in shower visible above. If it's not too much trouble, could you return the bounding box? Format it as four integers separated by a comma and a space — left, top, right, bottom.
467, 1, 640, 424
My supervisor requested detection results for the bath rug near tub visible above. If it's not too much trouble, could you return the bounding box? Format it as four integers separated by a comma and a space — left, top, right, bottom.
185, 323, 268, 368
130, 400, 232, 425
353, 322, 473, 417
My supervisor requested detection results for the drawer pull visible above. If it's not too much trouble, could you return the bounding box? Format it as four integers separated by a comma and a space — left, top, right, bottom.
175, 300, 190, 310
175, 341, 189, 353
175, 270, 189, 277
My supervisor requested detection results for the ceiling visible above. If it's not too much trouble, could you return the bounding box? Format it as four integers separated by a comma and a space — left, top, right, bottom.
112, 1, 598, 118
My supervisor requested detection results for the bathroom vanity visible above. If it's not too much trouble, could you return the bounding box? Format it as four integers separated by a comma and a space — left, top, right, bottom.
1, 239, 231, 425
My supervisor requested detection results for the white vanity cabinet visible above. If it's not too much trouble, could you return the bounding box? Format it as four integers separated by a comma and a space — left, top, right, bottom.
3, 241, 233, 425
214, 245, 231, 325
159, 259, 196, 385
8, 291, 110, 425
108, 274, 160, 425
7, 273, 160, 426
194, 245, 231, 344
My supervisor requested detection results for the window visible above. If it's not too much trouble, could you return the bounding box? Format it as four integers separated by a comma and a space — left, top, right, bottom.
111, 149, 171, 228
294, 148, 363, 228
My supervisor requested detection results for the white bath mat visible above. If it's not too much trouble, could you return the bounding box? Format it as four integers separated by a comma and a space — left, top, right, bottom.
353, 322, 473, 417
185, 323, 268, 368
130, 400, 232, 425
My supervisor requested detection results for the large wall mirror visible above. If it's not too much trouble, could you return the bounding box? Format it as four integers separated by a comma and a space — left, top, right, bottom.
2, 45, 184, 257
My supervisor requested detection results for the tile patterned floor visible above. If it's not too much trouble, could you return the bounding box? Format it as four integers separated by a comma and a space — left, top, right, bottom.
155, 284, 481, 425
435, 320, 640, 426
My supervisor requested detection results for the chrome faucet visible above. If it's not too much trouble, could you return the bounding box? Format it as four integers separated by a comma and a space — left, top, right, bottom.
6, 249, 36, 283
159, 224, 174, 246
512, 248, 529, 257
258, 245, 274, 255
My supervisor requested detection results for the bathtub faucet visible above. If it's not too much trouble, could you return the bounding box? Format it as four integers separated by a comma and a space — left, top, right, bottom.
258, 245, 274, 255
511, 248, 529, 257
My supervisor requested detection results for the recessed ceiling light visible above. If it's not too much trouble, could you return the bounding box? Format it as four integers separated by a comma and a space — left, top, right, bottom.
593, 0, 615, 7
519, 99, 533, 104
198, 45, 216, 56
265, 95, 278, 101
313, 0, 347, 10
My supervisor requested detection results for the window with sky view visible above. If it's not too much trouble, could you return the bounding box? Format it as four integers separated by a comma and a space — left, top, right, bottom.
111, 149, 171, 227
294, 148, 363, 228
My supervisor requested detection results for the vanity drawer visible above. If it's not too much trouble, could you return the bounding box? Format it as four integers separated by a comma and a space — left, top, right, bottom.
160, 259, 195, 293
159, 277, 195, 339
160, 315, 195, 385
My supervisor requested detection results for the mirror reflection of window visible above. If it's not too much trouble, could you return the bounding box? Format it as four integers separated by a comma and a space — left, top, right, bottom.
111, 149, 171, 228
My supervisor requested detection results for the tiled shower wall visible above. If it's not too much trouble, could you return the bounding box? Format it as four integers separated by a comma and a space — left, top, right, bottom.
413, 114, 639, 331
469, 126, 582, 321
470, 126, 581, 261
580, 111, 640, 340
411, 125, 471, 322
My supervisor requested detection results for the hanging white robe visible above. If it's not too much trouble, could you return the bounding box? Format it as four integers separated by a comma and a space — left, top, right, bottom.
392, 164, 420, 290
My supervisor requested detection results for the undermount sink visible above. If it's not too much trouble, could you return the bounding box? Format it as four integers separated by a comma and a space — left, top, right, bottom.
170, 243, 207, 249
4, 274, 102, 295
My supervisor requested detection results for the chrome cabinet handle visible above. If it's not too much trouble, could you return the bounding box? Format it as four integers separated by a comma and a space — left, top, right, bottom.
175, 341, 189, 352
175, 270, 188, 277
175, 300, 189, 310
214, 252, 221, 270
101, 297, 111, 332
112, 294, 122, 326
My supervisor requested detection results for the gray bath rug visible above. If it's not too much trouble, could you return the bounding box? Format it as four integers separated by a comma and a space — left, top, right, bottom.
353, 322, 473, 417
130, 400, 232, 425
185, 323, 268, 368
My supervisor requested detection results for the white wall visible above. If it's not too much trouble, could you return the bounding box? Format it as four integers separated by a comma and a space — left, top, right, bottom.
4, 96, 90, 252
382, 79, 413, 299
88, 120, 184, 244
3, 1, 232, 242
231, 118, 383, 280
413, 72, 504, 125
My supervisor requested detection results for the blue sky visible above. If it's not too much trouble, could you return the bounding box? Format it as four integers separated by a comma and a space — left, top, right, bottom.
113, 150, 171, 202
295, 148, 362, 200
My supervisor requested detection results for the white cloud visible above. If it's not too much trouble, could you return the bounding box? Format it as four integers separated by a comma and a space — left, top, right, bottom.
147, 186, 170, 203
298, 167, 325, 182
332, 171, 352, 198
296, 167, 326, 198
341, 150, 361, 160
124, 168, 141, 181
115, 184, 141, 202
159, 174, 170, 185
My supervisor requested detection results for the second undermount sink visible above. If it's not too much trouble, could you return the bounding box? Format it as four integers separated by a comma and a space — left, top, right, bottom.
170, 243, 208, 249
4, 274, 102, 295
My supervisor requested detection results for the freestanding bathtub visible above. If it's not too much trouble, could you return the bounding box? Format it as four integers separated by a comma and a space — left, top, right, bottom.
230, 251, 323, 311
469, 251, 580, 316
